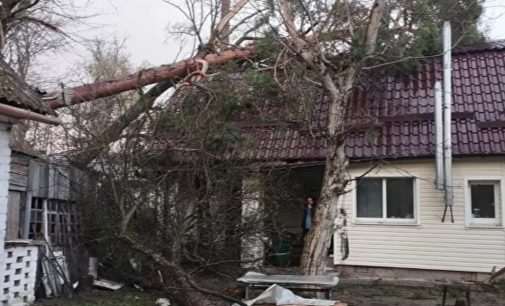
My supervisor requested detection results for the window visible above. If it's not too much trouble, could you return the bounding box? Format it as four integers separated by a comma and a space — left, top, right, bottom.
466, 180, 501, 226
356, 177, 416, 223
28, 198, 80, 245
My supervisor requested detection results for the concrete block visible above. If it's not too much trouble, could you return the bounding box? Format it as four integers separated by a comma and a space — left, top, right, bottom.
1, 245, 39, 304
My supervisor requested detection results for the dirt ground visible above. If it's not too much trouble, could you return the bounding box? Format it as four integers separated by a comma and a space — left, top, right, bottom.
334, 284, 505, 306
34, 283, 505, 306
34, 289, 161, 306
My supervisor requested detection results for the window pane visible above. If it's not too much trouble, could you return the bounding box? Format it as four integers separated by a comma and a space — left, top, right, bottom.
357, 178, 382, 218
386, 178, 414, 219
471, 184, 495, 218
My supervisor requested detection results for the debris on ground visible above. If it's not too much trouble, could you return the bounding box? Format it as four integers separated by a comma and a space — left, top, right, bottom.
155, 297, 171, 306
92, 279, 124, 291
238, 271, 339, 299
234, 284, 344, 306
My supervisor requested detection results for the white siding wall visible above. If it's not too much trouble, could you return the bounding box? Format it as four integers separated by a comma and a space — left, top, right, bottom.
0, 125, 12, 304
335, 158, 505, 273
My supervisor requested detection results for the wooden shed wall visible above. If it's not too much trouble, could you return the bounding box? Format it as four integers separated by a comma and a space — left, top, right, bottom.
8, 152, 30, 192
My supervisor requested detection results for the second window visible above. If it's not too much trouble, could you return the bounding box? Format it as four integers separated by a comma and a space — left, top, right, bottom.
356, 177, 415, 222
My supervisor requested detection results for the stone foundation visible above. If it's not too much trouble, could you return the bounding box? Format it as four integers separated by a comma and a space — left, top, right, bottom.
335, 265, 491, 283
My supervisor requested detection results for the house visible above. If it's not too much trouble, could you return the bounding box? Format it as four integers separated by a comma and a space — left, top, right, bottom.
238, 40, 505, 282
0, 58, 63, 305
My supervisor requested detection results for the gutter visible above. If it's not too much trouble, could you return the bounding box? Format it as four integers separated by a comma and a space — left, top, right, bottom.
0, 103, 60, 125
435, 21, 454, 222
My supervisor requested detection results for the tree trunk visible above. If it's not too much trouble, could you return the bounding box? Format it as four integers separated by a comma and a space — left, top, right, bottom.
300, 133, 348, 275
288, 65, 345, 276
300, 61, 353, 274
299, 0, 386, 275
47, 48, 254, 109
220, 0, 231, 43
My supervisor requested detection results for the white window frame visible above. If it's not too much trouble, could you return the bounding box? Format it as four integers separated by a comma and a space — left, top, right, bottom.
352, 177, 419, 225
464, 177, 504, 228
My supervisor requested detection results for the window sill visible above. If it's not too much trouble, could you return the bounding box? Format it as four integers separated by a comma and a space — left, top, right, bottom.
465, 223, 503, 229
353, 220, 419, 226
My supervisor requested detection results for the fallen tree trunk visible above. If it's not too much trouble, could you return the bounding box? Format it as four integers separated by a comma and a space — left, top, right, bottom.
121, 235, 245, 306
46, 47, 255, 109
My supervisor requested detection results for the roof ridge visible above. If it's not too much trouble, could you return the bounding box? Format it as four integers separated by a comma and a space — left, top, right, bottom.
453, 39, 505, 54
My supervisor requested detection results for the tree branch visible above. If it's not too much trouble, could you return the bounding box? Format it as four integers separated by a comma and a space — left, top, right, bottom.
365, 0, 386, 56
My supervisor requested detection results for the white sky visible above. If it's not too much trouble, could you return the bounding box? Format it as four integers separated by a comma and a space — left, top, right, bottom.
37, 0, 505, 87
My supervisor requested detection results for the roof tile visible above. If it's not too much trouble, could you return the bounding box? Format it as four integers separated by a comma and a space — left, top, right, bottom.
242, 41, 505, 161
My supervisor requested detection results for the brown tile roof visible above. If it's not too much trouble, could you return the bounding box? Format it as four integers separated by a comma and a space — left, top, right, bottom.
243, 40, 505, 162
0, 58, 52, 114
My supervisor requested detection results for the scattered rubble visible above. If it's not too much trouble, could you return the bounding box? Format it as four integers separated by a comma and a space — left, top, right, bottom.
92, 279, 124, 291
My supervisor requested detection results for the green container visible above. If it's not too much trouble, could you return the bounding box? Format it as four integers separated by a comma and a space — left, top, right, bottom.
271, 239, 291, 267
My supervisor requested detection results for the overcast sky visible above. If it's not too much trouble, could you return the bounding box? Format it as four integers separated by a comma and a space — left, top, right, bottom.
38, 0, 505, 86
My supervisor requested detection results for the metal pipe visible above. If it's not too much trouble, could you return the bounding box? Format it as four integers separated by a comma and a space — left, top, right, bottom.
0, 103, 60, 125
443, 21, 453, 207
434, 81, 444, 190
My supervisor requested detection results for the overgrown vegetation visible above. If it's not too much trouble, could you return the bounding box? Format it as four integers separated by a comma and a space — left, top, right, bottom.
27, 0, 489, 305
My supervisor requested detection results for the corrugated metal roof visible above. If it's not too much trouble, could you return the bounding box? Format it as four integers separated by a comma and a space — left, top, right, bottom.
242, 41, 505, 161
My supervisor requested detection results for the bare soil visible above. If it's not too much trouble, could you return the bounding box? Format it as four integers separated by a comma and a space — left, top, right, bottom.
34, 281, 505, 306
35, 289, 161, 306
334, 284, 505, 306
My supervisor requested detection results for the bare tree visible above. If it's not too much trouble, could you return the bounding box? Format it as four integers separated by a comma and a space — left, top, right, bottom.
0, 0, 88, 150
46, 0, 486, 280
45, 0, 254, 165
0, 0, 87, 78
266, 0, 483, 275
79, 72, 296, 306
272, 0, 386, 275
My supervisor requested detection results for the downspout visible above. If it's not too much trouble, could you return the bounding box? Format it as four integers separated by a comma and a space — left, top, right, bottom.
435, 81, 444, 190
442, 21, 454, 222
